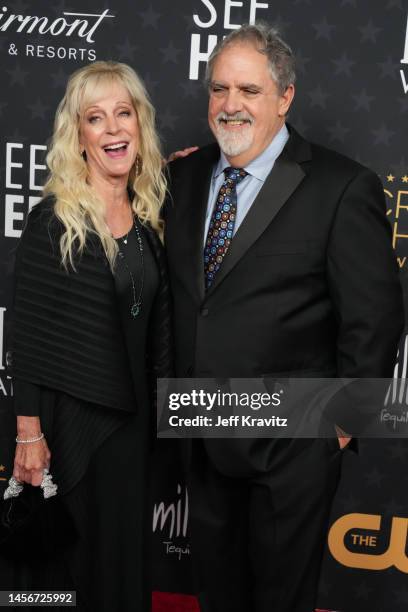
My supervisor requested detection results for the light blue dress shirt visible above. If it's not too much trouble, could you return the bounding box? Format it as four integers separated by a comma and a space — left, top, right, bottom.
204, 124, 290, 244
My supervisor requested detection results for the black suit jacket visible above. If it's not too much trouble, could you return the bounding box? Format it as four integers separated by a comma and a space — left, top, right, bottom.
165, 126, 404, 472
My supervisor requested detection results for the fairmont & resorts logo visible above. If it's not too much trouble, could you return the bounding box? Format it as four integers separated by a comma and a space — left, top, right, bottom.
0, 6, 115, 62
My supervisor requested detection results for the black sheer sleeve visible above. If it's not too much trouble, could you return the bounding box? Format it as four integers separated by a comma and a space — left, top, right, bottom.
13, 378, 41, 417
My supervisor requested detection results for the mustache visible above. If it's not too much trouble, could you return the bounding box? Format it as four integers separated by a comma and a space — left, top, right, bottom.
216, 112, 254, 125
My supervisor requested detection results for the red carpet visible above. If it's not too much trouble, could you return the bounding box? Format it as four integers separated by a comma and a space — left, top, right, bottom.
152, 593, 333, 612
152, 592, 200, 611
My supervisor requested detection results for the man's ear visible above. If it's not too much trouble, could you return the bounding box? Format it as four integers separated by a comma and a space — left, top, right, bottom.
278, 84, 295, 117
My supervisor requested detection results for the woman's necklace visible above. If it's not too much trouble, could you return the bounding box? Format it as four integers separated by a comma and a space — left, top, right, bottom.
117, 217, 144, 318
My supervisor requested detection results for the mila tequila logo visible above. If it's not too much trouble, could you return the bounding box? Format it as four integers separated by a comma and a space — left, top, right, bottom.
0, 307, 5, 372
152, 484, 190, 560
0, 6, 114, 43
0, 306, 12, 399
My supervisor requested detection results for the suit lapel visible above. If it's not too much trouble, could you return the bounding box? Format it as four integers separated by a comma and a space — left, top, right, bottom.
185, 145, 219, 302
205, 128, 311, 297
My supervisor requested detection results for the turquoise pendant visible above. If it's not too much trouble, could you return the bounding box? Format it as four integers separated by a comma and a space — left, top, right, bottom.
131, 304, 140, 317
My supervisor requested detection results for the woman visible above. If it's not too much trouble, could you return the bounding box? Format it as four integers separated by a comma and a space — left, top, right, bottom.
8, 61, 171, 611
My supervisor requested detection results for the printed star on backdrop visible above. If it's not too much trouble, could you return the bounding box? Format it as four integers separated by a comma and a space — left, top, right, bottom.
387, 174, 395, 181
181, 81, 200, 99
354, 582, 373, 600
0, 465, 5, 472
28, 99, 50, 120
294, 52, 311, 75
364, 466, 385, 487
387, 0, 404, 9
327, 120, 350, 143
160, 41, 182, 64
139, 5, 162, 28
352, 88, 375, 111
332, 52, 355, 76
312, 17, 335, 41
372, 123, 395, 146
116, 38, 138, 61
7, 64, 29, 87
402, 175, 408, 183
378, 56, 397, 79
359, 19, 382, 43
308, 85, 330, 109
51, 67, 68, 89
159, 108, 179, 131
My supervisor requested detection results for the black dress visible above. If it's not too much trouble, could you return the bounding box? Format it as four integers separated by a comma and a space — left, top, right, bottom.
10, 220, 165, 612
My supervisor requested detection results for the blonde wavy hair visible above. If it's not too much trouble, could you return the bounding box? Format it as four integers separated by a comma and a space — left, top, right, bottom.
44, 61, 166, 269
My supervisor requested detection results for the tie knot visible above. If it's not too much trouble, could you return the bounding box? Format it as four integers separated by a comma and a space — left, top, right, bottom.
224, 167, 247, 184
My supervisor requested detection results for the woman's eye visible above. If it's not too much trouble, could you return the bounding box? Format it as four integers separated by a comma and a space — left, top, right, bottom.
88, 116, 100, 124
119, 110, 131, 117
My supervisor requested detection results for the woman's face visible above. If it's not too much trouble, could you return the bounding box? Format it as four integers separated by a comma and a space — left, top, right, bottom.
79, 82, 139, 183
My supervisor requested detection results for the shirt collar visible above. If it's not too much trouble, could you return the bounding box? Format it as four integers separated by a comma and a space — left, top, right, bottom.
213, 123, 290, 182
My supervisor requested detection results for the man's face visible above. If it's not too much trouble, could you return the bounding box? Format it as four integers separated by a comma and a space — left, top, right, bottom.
208, 43, 294, 167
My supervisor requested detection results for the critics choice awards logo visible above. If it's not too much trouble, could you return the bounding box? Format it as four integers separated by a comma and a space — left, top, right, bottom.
384, 173, 408, 269
0, 5, 114, 62
189, 0, 269, 79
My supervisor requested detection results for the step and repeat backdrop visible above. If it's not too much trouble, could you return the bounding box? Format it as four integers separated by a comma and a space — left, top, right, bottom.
1, 1, 408, 610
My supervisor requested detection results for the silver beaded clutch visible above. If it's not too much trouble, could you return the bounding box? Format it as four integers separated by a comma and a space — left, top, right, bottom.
3, 469, 57, 500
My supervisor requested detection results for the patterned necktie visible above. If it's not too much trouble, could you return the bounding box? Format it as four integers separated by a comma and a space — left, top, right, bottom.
204, 167, 248, 290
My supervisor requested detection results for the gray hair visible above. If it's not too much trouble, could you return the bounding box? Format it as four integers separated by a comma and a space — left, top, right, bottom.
205, 23, 296, 94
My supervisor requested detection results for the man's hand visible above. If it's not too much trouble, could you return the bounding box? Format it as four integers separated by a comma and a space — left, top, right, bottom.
166, 146, 199, 164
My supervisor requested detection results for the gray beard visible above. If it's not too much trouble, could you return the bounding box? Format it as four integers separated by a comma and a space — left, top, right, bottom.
214, 125, 254, 158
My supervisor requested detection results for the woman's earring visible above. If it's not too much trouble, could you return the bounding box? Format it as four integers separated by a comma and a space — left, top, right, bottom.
135, 154, 142, 176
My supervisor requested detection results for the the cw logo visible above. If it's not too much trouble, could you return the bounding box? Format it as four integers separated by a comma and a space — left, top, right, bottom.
328, 513, 408, 572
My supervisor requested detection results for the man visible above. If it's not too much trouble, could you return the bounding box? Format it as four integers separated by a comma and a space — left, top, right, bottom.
165, 24, 403, 612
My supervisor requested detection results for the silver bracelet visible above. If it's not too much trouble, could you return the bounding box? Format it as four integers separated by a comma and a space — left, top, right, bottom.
15, 432, 45, 444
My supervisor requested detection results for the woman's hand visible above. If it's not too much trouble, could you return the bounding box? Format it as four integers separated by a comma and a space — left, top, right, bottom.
335, 424, 352, 450
165, 146, 199, 164
13, 416, 51, 486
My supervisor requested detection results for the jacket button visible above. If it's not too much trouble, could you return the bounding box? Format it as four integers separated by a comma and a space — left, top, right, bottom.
201, 308, 209, 316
